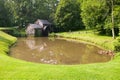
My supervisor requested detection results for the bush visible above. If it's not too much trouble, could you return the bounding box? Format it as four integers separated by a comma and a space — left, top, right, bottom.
114, 37, 120, 52
11, 28, 27, 37
98, 28, 119, 36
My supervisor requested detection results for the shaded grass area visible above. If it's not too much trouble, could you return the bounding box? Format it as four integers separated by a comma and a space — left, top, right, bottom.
0, 27, 18, 30
0, 31, 120, 80
0, 27, 26, 37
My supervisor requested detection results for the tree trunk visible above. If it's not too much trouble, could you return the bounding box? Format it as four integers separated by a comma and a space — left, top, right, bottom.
112, 28, 115, 39
111, 0, 115, 39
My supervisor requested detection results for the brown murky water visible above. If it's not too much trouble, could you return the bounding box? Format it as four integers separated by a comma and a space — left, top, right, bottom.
10, 37, 111, 65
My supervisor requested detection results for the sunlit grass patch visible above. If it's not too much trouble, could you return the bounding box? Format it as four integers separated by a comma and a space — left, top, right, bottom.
0, 31, 120, 80
56, 30, 115, 50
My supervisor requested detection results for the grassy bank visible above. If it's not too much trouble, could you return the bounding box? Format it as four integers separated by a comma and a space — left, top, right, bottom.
0, 26, 18, 30
0, 31, 120, 80
55, 30, 116, 50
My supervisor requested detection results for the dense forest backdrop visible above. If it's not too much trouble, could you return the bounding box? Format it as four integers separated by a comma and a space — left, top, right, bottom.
0, 0, 120, 37
0, 0, 59, 27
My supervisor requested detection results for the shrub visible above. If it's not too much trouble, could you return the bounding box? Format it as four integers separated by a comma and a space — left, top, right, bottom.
98, 28, 119, 36
114, 37, 120, 52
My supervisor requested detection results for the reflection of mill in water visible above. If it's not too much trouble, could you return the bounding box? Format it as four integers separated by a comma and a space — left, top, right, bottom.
10, 37, 111, 65
25, 37, 58, 64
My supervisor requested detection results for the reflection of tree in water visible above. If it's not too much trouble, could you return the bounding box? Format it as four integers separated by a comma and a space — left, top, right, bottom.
11, 37, 111, 65
82, 44, 110, 64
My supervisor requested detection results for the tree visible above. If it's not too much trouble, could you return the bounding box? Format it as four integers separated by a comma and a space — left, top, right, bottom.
0, 0, 6, 26
4, 0, 59, 27
81, 0, 120, 37
0, 0, 12, 26
105, 0, 120, 39
111, 0, 115, 39
81, 0, 107, 29
55, 0, 84, 31
5, 0, 34, 27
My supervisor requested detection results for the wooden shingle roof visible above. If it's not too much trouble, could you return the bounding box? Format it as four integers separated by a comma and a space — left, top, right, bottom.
36, 19, 51, 25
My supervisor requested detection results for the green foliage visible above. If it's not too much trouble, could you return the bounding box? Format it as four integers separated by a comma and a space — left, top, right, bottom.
81, 0, 106, 29
55, 0, 84, 31
114, 5, 120, 27
114, 37, 120, 52
0, 0, 12, 26
98, 28, 119, 36
56, 30, 115, 50
1, 31, 120, 80
10, 28, 27, 37
0, 0, 120, 36
104, 1, 120, 29
81, 0, 120, 36
3, 0, 59, 27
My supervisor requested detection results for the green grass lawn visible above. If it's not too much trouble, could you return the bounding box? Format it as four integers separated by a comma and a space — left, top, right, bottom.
0, 30, 120, 80
55, 30, 115, 50
0, 27, 18, 30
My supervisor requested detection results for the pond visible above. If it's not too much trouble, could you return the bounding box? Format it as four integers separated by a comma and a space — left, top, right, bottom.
10, 37, 111, 65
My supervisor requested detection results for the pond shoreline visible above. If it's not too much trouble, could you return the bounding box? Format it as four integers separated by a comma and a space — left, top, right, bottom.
53, 32, 115, 51
10, 37, 111, 64
54, 34, 115, 59
1, 31, 120, 80
56, 37, 106, 50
